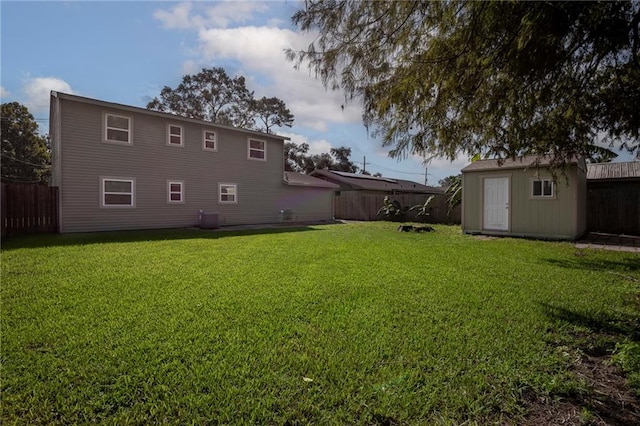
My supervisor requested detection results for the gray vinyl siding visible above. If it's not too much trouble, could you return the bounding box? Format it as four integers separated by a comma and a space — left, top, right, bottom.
462, 163, 586, 240
55, 97, 333, 233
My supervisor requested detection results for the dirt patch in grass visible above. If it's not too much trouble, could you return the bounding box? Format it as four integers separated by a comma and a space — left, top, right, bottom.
523, 349, 640, 425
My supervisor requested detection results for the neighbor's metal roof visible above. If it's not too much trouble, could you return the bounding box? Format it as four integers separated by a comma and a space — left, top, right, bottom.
283, 172, 339, 188
309, 169, 443, 193
586, 161, 640, 180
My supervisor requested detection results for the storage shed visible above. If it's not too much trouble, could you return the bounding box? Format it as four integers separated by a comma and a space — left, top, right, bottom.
461, 156, 587, 240
586, 161, 640, 235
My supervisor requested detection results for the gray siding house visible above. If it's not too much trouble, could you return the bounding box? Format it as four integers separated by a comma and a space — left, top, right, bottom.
461, 156, 587, 240
49, 92, 337, 233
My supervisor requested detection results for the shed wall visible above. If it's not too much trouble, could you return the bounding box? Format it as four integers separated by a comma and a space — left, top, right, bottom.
56, 98, 332, 233
462, 164, 584, 239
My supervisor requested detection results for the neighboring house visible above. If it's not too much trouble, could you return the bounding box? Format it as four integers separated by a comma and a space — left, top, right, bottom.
461, 156, 587, 240
49, 92, 337, 233
309, 169, 443, 195
586, 161, 640, 235
309, 169, 452, 222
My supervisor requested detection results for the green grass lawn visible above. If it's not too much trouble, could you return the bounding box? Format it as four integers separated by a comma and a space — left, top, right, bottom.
2, 222, 638, 424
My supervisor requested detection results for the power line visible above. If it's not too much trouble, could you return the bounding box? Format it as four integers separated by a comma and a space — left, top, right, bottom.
2, 155, 51, 168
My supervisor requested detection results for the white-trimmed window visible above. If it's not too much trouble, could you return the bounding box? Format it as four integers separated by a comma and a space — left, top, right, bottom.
101, 178, 135, 207
203, 130, 217, 151
532, 178, 554, 198
219, 183, 237, 204
167, 180, 184, 203
104, 113, 131, 144
167, 124, 183, 147
248, 138, 266, 161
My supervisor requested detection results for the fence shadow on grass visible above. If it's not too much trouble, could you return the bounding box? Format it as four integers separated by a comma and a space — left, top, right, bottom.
0, 225, 326, 251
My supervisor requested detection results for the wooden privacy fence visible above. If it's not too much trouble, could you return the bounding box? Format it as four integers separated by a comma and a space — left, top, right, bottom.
1, 183, 59, 238
587, 181, 640, 236
334, 192, 461, 224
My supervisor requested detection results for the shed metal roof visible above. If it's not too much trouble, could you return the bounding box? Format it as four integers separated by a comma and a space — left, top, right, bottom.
586, 161, 640, 180
461, 155, 566, 172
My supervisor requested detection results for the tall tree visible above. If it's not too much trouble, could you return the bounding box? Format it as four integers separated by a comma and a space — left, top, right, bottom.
147, 67, 295, 132
284, 141, 310, 172
284, 141, 360, 174
1, 102, 50, 184
255, 97, 294, 134
329, 146, 359, 172
147, 67, 253, 125
288, 1, 640, 166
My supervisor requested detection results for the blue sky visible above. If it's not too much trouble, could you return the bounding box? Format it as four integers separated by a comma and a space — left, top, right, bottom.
2, 1, 633, 185
2, 0, 468, 185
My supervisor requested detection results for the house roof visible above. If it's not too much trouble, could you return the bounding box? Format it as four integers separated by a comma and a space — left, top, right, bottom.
283, 172, 339, 189
586, 161, 640, 180
461, 155, 579, 172
309, 169, 443, 193
51, 91, 289, 141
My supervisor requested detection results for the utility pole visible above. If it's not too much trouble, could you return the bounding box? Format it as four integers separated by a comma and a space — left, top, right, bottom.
424, 168, 428, 185
363, 156, 366, 174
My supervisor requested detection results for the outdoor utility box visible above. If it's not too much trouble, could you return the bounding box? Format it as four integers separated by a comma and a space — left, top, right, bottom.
280, 209, 294, 223
199, 211, 219, 229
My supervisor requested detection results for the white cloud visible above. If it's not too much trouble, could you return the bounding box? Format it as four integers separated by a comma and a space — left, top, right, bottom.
154, 3, 202, 30
0, 86, 10, 100
23, 77, 74, 114
194, 25, 362, 128
154, 1, 267, 30
280, 131, 333, 155
154, 3, 364, 133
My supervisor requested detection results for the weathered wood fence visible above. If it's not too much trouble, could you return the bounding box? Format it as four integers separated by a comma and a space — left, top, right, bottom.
587, 181, 640, 236
334, 192, 461, 224
1, 183, 59, 238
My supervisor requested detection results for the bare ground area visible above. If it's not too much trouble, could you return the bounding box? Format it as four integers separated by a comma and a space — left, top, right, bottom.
523, 342, 640, 425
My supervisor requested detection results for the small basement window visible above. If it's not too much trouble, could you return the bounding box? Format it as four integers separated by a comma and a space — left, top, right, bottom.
532, 178, 554, 198
102, 178, 134, 207
167, 124, 183, 146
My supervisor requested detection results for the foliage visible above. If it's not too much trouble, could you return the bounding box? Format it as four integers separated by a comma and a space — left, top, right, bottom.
2, 223, 638, 423
329, 146, 358, 172
1, 102, 50, 184
147, 67, 294, 132
444, 174, 463, 216
614, 341, 640, 390
410, 195, 435, 218
284, 142, 359, 173
438, 175, 459, 189
254, 96, 294, 134
288, 1, 640, 166
377, 195, 409, 219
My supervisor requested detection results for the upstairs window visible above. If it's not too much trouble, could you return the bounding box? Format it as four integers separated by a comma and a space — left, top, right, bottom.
104, 113, 131, 144
203, 130, 217, 151
248, 138, 266, 161
167, 180, 184, 203
102, 178, 134, 207
532, 179, 554, 198
167, 124, 183, 147
219, 183, 237, 204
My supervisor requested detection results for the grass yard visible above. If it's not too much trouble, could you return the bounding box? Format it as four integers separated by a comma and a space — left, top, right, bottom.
2, 222, 639, 424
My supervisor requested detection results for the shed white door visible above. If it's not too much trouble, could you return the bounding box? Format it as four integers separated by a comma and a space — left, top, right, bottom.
483, 177, 509, 231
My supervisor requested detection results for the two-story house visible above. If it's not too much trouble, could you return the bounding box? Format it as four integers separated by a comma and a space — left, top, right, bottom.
49, 92, 337, 233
